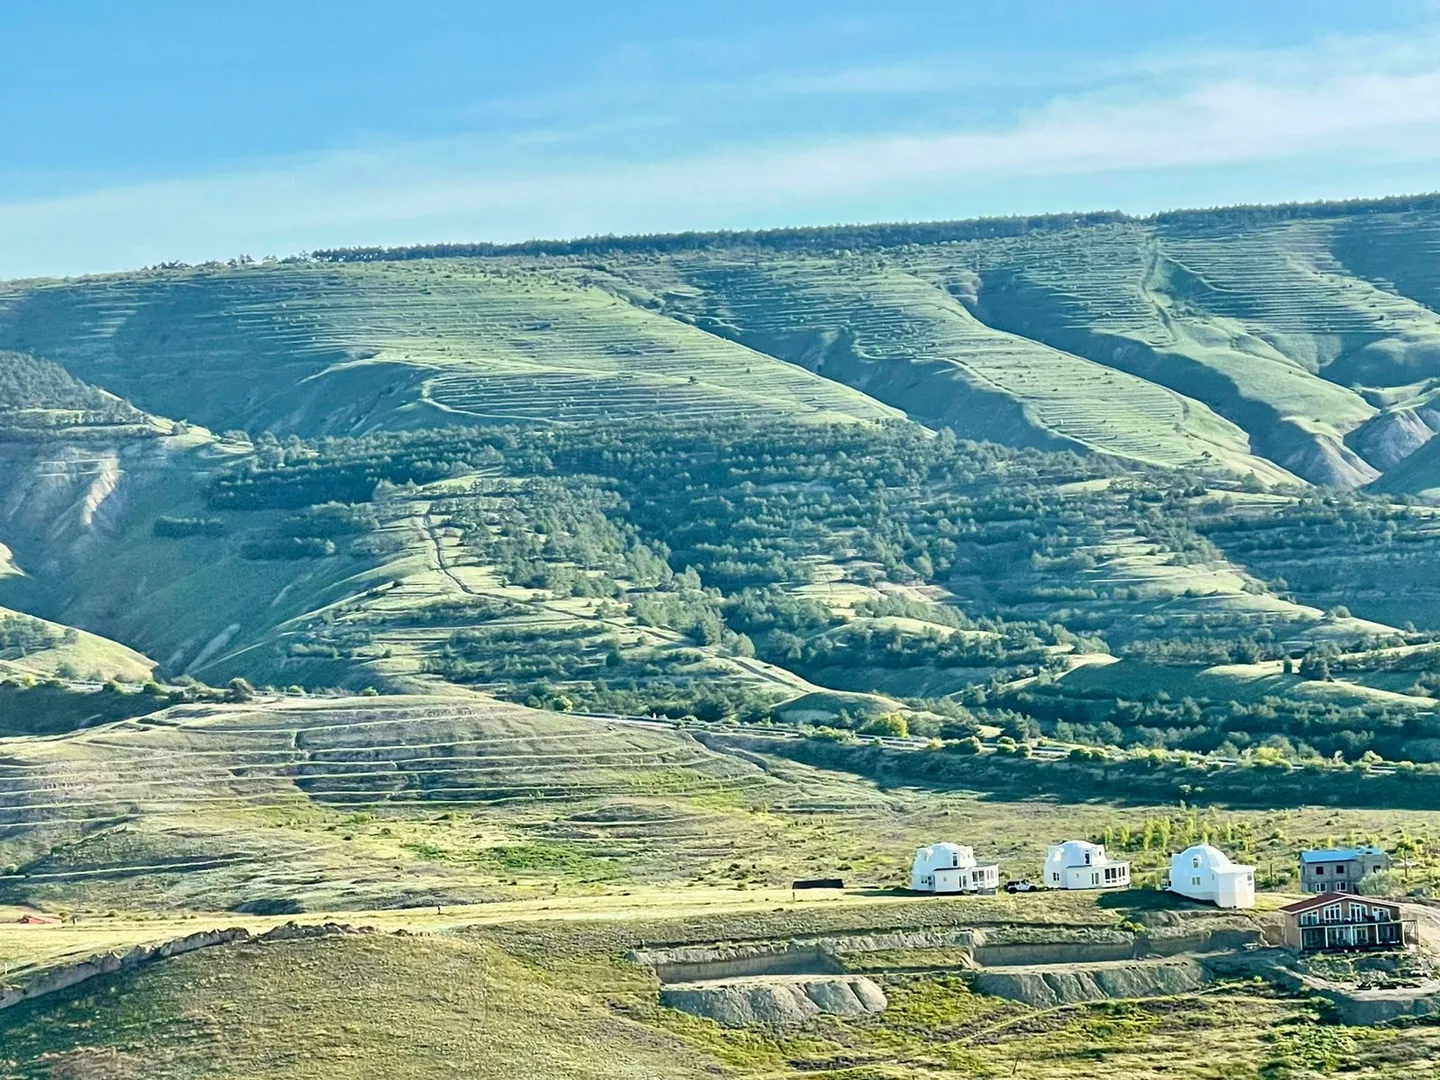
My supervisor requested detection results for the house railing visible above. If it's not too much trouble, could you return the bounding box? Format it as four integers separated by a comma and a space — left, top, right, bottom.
1299, 919, 1416, 950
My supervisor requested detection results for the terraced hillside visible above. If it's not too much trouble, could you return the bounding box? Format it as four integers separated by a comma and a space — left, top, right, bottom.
11, 407, 1440, 764
621, 254, 1296, 482
5, 198, 1440, 767
613, 210, 1440, 488
0, 694, 874, 911
0, 262, 899, 438
5, 197, 1440, 490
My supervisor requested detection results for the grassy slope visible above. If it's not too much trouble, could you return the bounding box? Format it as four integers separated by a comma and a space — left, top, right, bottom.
616, 253, 1298, 483
6, 205, 1440, 493
0, 932, 719, 1080
3, 689, 1440, 1077
0, 695, 902, 912
3, 891, 1440, 1078
0, 262, 899, 438
947, 216, 1440, 487
0, 605, 154, 682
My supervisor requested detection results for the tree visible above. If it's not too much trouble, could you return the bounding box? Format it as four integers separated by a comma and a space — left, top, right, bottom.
1299, 648, 1333, 681
861, 712, 909, 738
1356, 869, 1403, 897
227, 677, 256, 703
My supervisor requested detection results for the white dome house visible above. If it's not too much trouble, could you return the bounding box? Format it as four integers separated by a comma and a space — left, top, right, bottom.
1168, 844, 1256, 909
1043, 840, 1130, 890
911, 843, 1001, 894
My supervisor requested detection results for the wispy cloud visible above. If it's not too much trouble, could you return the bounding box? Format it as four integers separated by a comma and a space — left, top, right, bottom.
4, 28, 1440, 277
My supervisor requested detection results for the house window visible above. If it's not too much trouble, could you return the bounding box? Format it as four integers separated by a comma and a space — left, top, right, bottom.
1323, 904, 1341, 922
1335, 865, 1346, 875
1375, 907, 1392, 923
1335, 882, 1349, 893
1301, 911, 1320, 926
1052, 873, 1060, 883
1192, 877, 1201, 886
1348, 903, 1365, 920
1192, 857, 1201, 868
1314, 865, 1325, 875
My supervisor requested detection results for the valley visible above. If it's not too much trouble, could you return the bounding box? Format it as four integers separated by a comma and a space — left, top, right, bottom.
5, 196, 1440, 1076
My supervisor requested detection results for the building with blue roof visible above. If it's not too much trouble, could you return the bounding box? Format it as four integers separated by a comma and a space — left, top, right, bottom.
1299, 845, 1390, 894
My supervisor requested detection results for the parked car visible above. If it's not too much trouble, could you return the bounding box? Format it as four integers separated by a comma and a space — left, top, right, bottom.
1004, 879, 1039, 893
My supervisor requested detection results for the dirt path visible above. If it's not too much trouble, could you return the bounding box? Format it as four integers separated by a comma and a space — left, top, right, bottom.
1404, 901, 1440, 952
421, 505, 479, 597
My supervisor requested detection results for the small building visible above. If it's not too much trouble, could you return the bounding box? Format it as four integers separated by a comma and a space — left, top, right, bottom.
1299, 845, 1391, 894
1167, 844, 1256, 909
911, 843, 1001, 894
1044, 840, 1130, 890
1280, 892, 1416, 953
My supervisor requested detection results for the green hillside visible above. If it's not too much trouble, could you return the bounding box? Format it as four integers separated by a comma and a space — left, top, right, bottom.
0, 695, 863, 912
0, 605, 154, 683
6, 197, 1440, 771
7, 904, 1440, 1080
0, 262, 899, 438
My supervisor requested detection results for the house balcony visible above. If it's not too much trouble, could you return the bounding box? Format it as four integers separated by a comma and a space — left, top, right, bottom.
1298, 919, 1416, 953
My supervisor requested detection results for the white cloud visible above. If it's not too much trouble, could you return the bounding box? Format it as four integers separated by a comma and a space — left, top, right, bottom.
3, 29, 1440, 277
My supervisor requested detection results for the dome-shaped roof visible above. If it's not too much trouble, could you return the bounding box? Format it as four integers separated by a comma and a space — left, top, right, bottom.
1047, 839, 1105, 863
922, 842, 969, 856
913, 842, 975, 869
1173, 844, 1233, 869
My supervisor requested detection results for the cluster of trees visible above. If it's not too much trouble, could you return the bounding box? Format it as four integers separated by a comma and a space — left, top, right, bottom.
199, 415, 1440, 765
0, 614, 70, 658
517, 679, 785, 723
1007, 682, 1439, 761
778, 622, 1057, 675
309, 195, 1437, 264
310, 211, 1133, 263
1120, 634, 1290, 666
440, 479, 670, 600
1199, 492, 1440, 624
0, 350, 145, 420
425, 624, 620, 684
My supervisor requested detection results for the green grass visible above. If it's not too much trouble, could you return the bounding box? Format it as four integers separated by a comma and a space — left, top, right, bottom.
6, 912, 1435, 1079
0, 605, 156, 684
0, 260, 899, 439
8, 203, 1440, 492
0, 932, 719, 1080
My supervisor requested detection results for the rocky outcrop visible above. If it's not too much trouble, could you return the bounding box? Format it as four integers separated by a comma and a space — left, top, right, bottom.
973, 959, 1208, 1007
632, 929, 979, 984
1324, 987, 1440, 1026
0, 922, 373, 1013
661, 976, 887, 1027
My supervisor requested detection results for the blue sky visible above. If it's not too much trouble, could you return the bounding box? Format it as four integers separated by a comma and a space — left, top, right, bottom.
4, 1, 1440, 277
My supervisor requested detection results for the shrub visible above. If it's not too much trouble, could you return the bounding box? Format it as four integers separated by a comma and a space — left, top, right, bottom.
860, 712, 909, 738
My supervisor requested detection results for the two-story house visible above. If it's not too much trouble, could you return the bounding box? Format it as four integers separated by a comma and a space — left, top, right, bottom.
1280, 892, 1415, 952
911, 842, 1001, 894
1167, 844, 1256, 909
1043, 840, 1130, 890
1299, 845, 1390, 894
